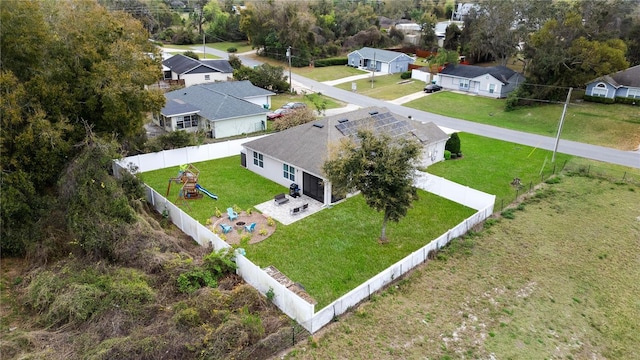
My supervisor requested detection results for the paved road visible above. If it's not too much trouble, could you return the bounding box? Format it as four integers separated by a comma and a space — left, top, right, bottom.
191, 45, 640, 169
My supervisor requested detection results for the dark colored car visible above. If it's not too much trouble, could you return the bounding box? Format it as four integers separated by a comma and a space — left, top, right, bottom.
424, 84, 443, 93
266, 108, 293, 120
281, 102, 307, 109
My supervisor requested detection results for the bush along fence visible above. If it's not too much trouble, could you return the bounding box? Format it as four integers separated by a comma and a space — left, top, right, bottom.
113, 138, 496, 334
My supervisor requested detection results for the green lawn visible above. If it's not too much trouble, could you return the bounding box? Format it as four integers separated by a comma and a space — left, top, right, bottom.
334, 74, 426, 100
426, 133, 572, 212
206, 41, 253, 54
162, 44, 220, 59
404, 92, 640, 151
270, 93, 345, 111
291, 65, 368, 82
141, 134, 581, 307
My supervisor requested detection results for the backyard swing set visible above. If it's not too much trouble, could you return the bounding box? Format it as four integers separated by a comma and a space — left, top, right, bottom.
166, 164, 218, 208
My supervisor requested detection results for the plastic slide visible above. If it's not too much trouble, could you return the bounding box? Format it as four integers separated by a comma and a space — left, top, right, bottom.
195, 184, 218, 200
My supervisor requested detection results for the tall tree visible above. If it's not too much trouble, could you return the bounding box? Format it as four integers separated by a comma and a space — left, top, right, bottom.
323, 129, 421, 243
1, 0, 164, 256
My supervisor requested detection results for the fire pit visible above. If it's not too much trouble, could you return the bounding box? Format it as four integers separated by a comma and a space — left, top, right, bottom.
235, 221, 246, 230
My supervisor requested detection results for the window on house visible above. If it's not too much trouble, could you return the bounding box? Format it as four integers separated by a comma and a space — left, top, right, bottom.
176, 114, 198, 129
489, 83, 496, 93
627, 88, 640, 99
205, 75, 210, 80
592, 83, 608, 97
253, 152, 264, 168
459, 79, 470, 89
283, 164, 295, 181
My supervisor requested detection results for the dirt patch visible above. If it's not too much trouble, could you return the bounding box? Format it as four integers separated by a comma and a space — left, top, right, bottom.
210, 211, 276, 245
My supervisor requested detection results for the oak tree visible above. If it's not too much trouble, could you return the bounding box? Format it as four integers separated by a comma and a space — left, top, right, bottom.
323, 129, 421, 243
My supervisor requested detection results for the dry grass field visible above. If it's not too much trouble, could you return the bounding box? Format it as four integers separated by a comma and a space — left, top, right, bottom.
277, 175, 640, 359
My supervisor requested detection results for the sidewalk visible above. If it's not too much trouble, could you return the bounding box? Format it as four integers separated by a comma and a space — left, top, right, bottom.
322, 71, 386, 86
386, 91, 430, 105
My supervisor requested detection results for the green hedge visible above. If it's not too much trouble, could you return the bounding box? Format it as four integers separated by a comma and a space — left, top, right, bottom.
584, 94, 639, 105
615, 96, 639, 105
583, 95, 616, 104
400, 71, 411, 79
314, 57, 348, 67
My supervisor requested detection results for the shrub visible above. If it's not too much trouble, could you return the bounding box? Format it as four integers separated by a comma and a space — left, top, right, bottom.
501, 208, 516, 219
445, 132, 461, 154
400, 71, 411, 79
583, 95, 615, 104
313, 57, 348, 67
182, 50, 199, 60
444, 150, 451, 160
177, 268, 217, 294
227, 47, 237, 53
614, 96, 639, 105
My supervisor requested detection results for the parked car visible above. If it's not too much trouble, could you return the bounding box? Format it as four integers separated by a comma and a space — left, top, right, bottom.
424, 84, 443, 93
281, 102, 307, 109
266, 108, 293, 120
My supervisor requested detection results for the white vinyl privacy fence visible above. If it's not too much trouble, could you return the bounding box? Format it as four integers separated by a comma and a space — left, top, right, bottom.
114, 136, 495, 334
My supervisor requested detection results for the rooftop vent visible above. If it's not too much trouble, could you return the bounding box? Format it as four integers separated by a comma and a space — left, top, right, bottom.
338, 118, 349, 123
368, 110, 379, 115
313, 123, 324, 128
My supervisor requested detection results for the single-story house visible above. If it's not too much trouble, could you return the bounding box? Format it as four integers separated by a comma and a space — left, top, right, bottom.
241, 107, 449, 206
154, 81, 274, 139
585, 65, 640, 100
438, 64, 525, 98
162, 54, 234, 87
347, 47, 415, 74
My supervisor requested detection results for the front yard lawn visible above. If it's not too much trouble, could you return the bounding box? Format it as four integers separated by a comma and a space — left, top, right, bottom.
404, 92, 640, 151
334, 74, 426, 100
270, 93, 345, 111
292, 65, 368, 82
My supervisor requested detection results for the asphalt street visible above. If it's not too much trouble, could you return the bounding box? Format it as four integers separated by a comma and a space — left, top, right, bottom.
196, 45, 640, 169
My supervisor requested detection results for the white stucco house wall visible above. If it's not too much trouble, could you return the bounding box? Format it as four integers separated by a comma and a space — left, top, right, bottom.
241, 107, 449, 206
162, 54, 234, 87
154, 81, 274, 139
438, 64, 524, 98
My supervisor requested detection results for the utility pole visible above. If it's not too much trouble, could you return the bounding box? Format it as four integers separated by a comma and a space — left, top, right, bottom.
371, 51, 376, 89
552, 87, 572, 163
202, 33, 205, 59
287, 46, 292, 93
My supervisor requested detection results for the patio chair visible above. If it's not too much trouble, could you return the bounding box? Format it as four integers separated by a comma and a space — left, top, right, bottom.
244, 222, 256, 233
220, 223, 232, 234
227, 207, 238, 221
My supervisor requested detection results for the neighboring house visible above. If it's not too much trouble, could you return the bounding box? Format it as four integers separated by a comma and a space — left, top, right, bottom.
241, 107, 449, 206
162, 54, 234, 87
585, 65, 640, 101
451, 3, 481, 21
154, 81, 274, 139
438, 64, 524, 98
347, 47, 415, 74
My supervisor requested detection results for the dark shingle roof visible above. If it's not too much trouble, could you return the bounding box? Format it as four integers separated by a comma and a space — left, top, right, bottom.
162, 98, 201, 117
439, 64, 519, 84
201, 60, 234, 73
162, 54, 233, 75
243, 107, 448, 177
592, 65, 640, 88
161, 85, 268, 121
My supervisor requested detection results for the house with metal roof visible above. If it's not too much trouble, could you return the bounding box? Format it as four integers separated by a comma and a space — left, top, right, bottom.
162, 54, 234, 87
154, 81, 274, 139
585, 65, 640, 102
437, 64, 524, 98
241, 107, 449, 205
347, 47, 415, 74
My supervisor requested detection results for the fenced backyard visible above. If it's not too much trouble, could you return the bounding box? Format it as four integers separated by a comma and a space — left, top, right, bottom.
114, 136, 495, 333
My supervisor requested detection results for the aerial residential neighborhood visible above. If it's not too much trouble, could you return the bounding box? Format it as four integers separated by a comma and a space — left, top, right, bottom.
2, 1, 639, 359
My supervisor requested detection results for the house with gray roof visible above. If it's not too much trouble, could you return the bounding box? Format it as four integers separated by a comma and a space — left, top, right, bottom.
162, 54, 234, 87
347, 47, 415, 74
241, 107, 449, 205
437, 64, 524, 98
154, 81, 274, 139
585, 65, 640, 102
